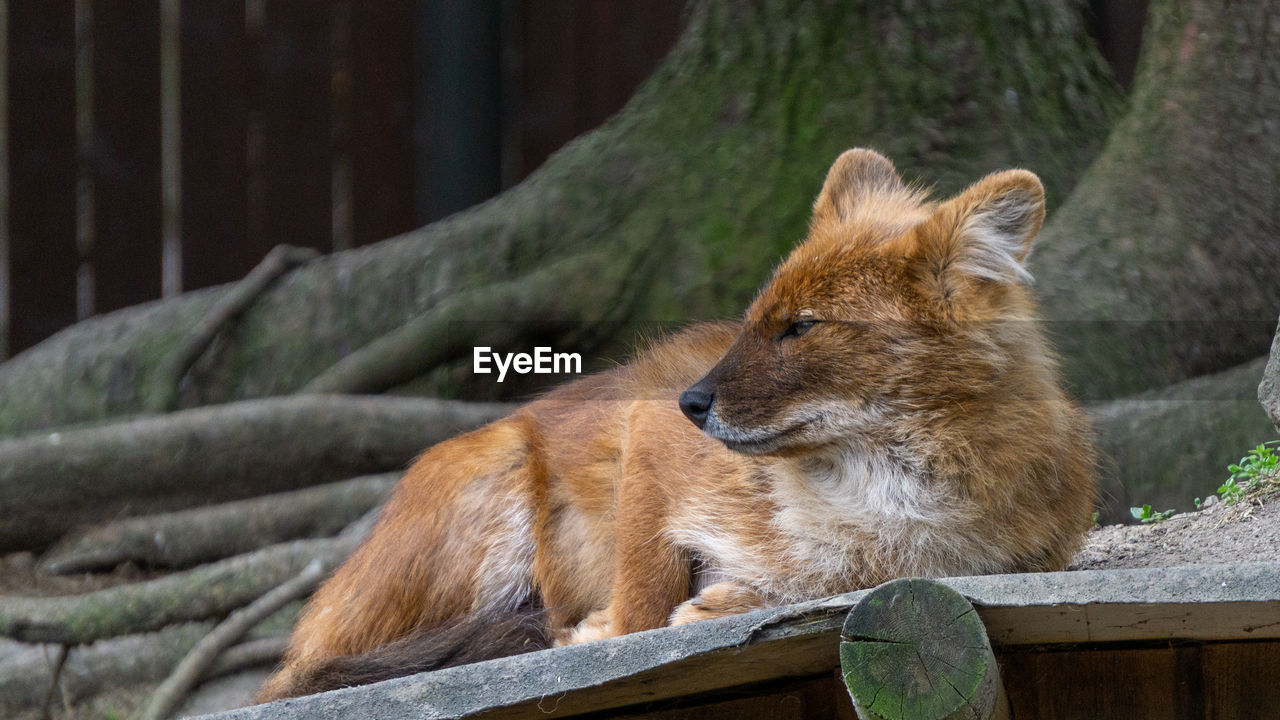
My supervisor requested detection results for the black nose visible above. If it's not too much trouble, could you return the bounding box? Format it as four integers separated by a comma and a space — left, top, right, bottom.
679, 387, 714, 429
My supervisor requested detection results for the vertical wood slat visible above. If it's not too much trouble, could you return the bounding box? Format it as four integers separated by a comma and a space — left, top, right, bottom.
329, 0, 352, 251
1201, 642, 1280, 718
415, 0, 502, 224
159, 0, 181, 296
0, 0, 8, 359
91, 0, 161, 315
511, 0, 684, 184
244, 0, 264, 277
1000, 646, 1205, 720
8, 1, 77, 355
349, 0, 414, 244
180, 0, 248, 291
258, 0, 332, 256
73, 0, 93, 319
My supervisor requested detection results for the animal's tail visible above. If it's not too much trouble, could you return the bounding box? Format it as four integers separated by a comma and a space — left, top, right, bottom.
256, 417, 545, 703
280, 606, 550, 697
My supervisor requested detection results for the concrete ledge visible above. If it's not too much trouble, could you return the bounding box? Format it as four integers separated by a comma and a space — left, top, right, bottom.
194, 563, 1280, 720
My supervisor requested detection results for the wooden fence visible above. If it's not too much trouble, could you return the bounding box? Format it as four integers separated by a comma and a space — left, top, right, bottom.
0, 0, 684, 357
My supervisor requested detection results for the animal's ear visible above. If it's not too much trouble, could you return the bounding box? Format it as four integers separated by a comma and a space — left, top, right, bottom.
812, 148, 904, 222
920, 169, 1045, 288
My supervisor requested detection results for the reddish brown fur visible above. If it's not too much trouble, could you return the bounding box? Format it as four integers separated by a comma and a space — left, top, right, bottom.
259, 149, 1096, 700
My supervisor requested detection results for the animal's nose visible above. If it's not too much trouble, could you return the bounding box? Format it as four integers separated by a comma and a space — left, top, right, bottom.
679, 387, 714, 429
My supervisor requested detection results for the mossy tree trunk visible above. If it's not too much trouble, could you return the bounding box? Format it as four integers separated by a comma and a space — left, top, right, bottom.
1032, 0, 1280, 401
0, 0, 1118, 435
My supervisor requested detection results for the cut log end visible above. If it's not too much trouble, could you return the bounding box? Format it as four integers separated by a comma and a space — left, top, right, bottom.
840, 578, 1009, 720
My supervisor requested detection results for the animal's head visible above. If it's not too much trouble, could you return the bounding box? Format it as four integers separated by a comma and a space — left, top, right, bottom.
679, 148, 1048, 455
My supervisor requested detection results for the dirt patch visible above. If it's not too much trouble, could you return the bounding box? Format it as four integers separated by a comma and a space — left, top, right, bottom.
1071, 493, 1280, 570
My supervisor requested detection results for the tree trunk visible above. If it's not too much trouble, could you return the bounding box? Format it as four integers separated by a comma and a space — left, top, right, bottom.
1032, 0, 1280, 401
0, 0, 1119, 435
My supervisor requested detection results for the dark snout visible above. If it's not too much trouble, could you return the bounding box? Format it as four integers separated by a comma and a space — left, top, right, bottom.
679, 378, 715, 429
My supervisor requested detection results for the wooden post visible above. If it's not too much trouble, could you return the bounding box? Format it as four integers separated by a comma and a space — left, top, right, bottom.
840, 578, 1010, 720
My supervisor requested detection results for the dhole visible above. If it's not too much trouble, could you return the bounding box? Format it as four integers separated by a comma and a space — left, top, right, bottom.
259, 149, 1096, 700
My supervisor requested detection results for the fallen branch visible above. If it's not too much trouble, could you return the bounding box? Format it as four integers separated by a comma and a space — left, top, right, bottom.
206, 636, 289, 680
42, 473, 398, 574
0, 394, 510, 552
0, 623, 213, 716
134, 559, 330, 720
0, 617, 296, 716
0, 535, 359, 645
147, 245, 321, 413
40, 644, 69, 720
301, 255, 605, 395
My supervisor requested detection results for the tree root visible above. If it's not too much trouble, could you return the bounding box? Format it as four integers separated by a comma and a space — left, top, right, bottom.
0, 394, 510, 552
206, 636, 288, 680
0, 624, 214, 716
0, 534, 362, 645
41, 473, 399, 574
40, 644, 68, 720
147, 245, 321, 413
301, 254, 609, 395
134, 559, 330, 720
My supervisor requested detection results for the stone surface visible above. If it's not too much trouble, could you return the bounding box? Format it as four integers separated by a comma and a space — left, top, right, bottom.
1259, 314, 1280, 432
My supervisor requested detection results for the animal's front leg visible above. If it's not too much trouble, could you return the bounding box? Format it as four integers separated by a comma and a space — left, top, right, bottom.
669, 581, 768, 625
559, 528, 690, 645
563, 535, 696, 640
561, 436, 691, 645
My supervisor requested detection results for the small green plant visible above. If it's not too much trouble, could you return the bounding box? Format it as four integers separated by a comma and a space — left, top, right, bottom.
1219, 441, 1280, 505
1217, 477, 1246, 505
1193, 497, 1202, 509
1130, 504, 1175, 524
1091, 511, 1099, 526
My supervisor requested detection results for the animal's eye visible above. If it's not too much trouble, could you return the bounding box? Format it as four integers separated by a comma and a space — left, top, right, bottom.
779, 320, 817, 340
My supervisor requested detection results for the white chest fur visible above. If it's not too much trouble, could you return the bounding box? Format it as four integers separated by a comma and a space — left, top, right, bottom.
674, 446, 1004, 604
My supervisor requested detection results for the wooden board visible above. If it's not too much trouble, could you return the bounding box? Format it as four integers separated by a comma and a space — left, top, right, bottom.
1001, 646, 1204, 720
199, 564, 1280, 720
179, 0, 249, 291
1201, 642, 1280, 719
599, 674, 859, 720
92, 0, 162, 313
8, 0, 77, 353
349, 0, 415, 246
257, 0, 332, 256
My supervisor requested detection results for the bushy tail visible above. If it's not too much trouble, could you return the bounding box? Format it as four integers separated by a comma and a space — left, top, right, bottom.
280, 606, 550, 697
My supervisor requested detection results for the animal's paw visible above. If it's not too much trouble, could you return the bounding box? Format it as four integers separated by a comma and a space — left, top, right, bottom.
669, 582, 766, 626
555, 609, 614, 646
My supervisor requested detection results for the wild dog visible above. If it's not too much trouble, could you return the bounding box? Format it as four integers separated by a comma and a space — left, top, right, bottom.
258, 149, 1096, 700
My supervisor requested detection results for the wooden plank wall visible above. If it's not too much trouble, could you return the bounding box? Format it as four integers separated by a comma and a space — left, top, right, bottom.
592, 641, 1280, 720
0, 2, 1155, 361
9, 0, 77, 355
0, 1, 685, 359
